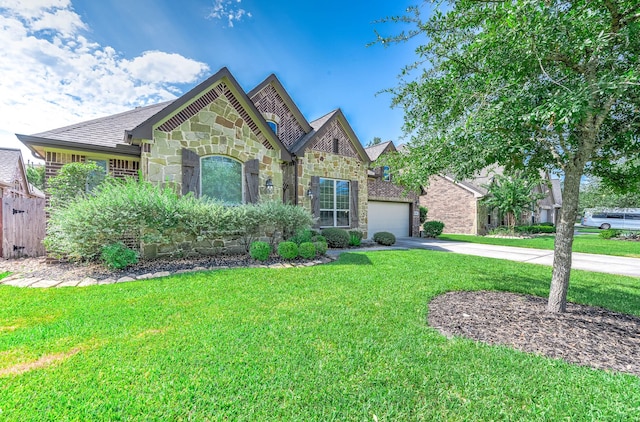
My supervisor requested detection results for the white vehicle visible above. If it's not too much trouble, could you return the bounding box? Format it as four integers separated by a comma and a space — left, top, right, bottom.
582, 208, 640, 230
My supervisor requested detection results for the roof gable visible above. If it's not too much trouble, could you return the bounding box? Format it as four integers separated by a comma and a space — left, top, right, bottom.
0, 148, 42, 197
290, 109, 370, 164
365, 140, 396, 162
129, 67, 291, 161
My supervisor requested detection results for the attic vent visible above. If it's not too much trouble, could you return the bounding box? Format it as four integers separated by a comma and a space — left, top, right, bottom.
157, 84, 226, 132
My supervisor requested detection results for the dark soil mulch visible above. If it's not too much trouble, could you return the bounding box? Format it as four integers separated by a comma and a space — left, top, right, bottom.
428, 291, 640, 377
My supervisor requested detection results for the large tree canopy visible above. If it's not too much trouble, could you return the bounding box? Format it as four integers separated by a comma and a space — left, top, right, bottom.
379, 1, 640, 312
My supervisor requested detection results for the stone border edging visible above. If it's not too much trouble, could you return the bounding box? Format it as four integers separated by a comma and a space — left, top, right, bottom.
0, 256, 337, 289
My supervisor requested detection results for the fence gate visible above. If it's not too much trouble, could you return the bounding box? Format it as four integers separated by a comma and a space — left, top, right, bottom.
1, 197, 46, 259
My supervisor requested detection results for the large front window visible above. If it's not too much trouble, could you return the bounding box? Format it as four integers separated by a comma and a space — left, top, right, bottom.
319, 178, 350, 227
201, 156, 243, 205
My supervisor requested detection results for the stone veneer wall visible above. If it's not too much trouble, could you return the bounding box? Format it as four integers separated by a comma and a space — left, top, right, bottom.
140, 95, 284, 257
368, 170, 421, 237
141, 95, 283, 199
298, 150, 368, 235
420, 175, 479, 235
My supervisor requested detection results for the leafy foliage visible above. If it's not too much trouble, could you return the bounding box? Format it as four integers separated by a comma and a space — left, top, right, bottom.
26, 165, 45, 190
322, 228, 350, 248
46, 162, 106, 209
298, 242, 317, 259
277, 241, 298, 260
423, 221, 445, 238
289, 229, 315, 245
481, 173, 547, 229
516, 225, 556, 235
599, 229, 622, 240
419, 206, 428, 225
348, 230, 363, 247
377, 0, 640, 312
313, 241, 328, 256
249, 241, 271, 261
579, 178, 640, 213
100, 242, 138, 270
373, 232, 396, 246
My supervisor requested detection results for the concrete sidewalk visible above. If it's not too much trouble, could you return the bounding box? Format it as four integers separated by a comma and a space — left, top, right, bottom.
392, 237, 640, 278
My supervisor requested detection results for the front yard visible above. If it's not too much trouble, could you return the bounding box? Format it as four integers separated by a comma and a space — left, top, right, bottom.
1, 250, 639, 420
440, 233, 640, 258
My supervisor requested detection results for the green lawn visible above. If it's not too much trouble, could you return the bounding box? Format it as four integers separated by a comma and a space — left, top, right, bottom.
1, 250, 639, 420
440, 233, 640, 258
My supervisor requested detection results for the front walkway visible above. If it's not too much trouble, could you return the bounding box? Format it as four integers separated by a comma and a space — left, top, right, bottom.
392, 237, 640, 278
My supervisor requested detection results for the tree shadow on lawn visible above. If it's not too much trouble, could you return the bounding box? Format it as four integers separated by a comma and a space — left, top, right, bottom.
329, 253, 373, 266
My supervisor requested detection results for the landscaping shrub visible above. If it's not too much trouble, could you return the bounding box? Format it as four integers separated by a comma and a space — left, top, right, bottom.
348, 230, 363, 247
599, 229, 621, 239
539, 222, 555, 227
298, 242, 316, 259
100, 242, 138, 270
313, 241, 328, 256
515, 225, 556, 234
289, 229, 314, 245
322, 228, 350, 248
373, 231, 396, 246
277, 241, 299, 260
419, 206, 428, 224
260, 200, 315, 245
249, 241, 271, 261
311, 234, 326, 243
47, 162, 107, 209
423, 221, 445, 238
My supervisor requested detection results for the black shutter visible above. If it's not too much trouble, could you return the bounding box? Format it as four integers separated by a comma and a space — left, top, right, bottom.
182, 148, 200, 197
350, 180, 359, 228
311, 176, 320, 228
244, 159, 260, 204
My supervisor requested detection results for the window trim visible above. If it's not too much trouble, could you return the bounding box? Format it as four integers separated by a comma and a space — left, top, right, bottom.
319, 177, 350, 228
199, 155, 244, 205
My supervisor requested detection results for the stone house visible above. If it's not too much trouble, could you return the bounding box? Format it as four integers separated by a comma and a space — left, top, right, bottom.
420, 168, 562, 235
17, 67, 375, 253
365, 141, 420, 238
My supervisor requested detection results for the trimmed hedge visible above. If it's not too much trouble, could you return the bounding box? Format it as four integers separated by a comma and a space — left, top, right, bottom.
277, 241, 299, 260
249, 241, 271, 261
515, 225, 556, 234
314, 241, 328, 256
373, 231, 396, 246
298, 242, 316, 259
322, 228, 350, 248
423, 221, 445, 238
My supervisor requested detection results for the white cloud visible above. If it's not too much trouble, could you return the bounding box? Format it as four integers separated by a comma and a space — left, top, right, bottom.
0, 1, 209, 161
207, 0, 251, 27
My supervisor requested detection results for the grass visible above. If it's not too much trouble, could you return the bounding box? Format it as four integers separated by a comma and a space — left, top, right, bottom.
0, 272, 9, 281
1, 250, 639, 420
440, 233, 640, 258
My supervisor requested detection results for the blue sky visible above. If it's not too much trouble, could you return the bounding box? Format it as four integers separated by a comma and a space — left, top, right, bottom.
0, 0, 424, 164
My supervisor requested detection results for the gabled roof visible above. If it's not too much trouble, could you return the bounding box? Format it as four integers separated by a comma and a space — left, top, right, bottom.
248, 74, 312, 134
0, 148, 21, 185
128, 67, 291, 161
365, 140, 396, 162
0, 148, 44, 198
289, 109, 370, 164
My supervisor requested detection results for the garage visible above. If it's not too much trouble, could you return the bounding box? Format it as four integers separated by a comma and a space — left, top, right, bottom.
367, 201, 410, 239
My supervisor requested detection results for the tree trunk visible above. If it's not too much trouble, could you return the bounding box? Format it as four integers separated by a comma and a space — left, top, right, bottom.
547, 164, 583, 313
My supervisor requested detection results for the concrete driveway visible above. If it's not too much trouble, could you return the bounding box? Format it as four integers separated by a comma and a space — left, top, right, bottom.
394, 237, 640, 278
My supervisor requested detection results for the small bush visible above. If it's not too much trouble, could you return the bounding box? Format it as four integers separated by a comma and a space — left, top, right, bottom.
515, 225, 556, 234
289, 229, 314, 245
314, 241, 328, 256
298, 242, 316, 259
277, 241, 299, 260
348, 230, 363, 247
100, 242, 138, 270
311, 234, 326, 243
322, 228, 350, 248
488, 226, 514, 236
599, 229, 621, 239
423, 221, 445, 238
539, 222, 554, 227
249, 241, 271, 261
419, 206, 428, 224
373, 231, 396, 246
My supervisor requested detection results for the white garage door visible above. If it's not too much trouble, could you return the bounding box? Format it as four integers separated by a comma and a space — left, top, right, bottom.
368, 201, 410, 239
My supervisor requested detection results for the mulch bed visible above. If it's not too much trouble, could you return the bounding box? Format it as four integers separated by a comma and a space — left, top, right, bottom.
429, 291, 640, 377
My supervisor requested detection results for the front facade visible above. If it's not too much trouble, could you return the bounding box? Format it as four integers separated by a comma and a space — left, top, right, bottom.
17, 68, 371, 246
365, 141, 421, 238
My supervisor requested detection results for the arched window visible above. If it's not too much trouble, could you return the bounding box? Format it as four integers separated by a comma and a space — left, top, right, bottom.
200, 155, 243, 205
266, 120, 278, 135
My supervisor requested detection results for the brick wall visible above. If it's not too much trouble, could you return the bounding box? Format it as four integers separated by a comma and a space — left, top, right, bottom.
368, 171, 420, 237
420, 175, 479, 235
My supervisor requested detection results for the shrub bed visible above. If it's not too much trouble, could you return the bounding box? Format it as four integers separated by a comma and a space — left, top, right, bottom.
373, 232, 396, 246
322, 228, 350, 248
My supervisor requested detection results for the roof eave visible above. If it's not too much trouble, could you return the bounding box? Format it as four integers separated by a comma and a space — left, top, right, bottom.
16, 134, 141, 157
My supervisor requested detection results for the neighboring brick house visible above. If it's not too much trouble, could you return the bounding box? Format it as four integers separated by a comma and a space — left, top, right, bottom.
420, 168, 562, 235
365, 141, 420, 238
17, 68, 371, 251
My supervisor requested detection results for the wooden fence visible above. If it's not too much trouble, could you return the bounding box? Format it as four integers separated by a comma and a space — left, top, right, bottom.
1, 197, 46, 259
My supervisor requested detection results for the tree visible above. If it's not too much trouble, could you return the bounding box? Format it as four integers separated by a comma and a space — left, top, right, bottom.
481, 173, 546, 231
377, 1, 640, 312
26, 165, 45, 190
579, 177, 640, 213
47, 162, 107, 209
366, 136, 383, 147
